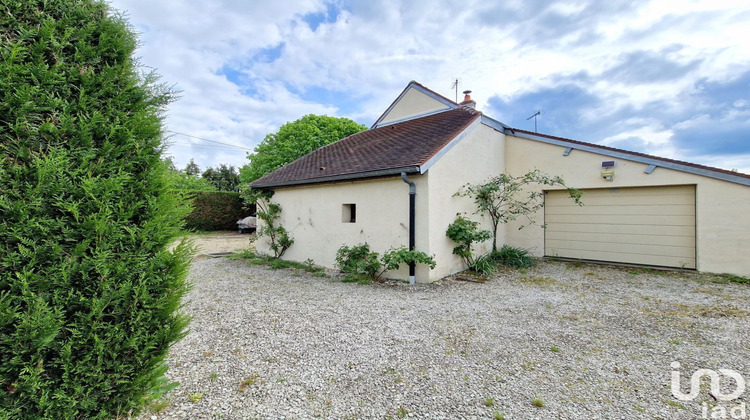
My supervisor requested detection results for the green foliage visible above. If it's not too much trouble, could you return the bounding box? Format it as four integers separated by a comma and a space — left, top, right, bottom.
471, 253, 498, 276
164, 170, 217, 191
183, 158, 201, 176
456, 169, 582, 251
446, 214, 493, 269
336, 244, 436, 281
201, 164, 240, 192
491, 245, 534, 268
183, 191, 252, 231
381, 247, 437, 271
239, 114, 367, 183
0, 1, 192, 418
241, 189, 293, 258
335, 244, 381, 279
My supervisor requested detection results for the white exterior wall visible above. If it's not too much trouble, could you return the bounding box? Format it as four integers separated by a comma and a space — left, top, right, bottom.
504, 135, 750, 277
424, 123, 506, 280
256, 176, 430, 281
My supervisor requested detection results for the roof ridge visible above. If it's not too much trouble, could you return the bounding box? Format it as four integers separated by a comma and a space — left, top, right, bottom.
511, 128, 750, 179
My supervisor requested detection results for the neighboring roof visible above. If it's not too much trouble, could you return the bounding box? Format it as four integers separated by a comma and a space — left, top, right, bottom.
251, 107, 481, 188
509, 128, 750, 186
371, 81, 459, 129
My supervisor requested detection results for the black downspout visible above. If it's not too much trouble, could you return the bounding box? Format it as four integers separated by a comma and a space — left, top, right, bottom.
401, 172, 416, 285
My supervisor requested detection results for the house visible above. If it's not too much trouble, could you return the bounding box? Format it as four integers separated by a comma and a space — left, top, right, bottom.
250, 81, 750, 282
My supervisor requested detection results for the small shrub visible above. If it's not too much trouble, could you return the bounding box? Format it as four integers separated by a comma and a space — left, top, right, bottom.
493, 412, 506, 420
242, 189, 293, 258
483, 397, 495, 407
381, 246, 437, 271
446, 214, 493, 269
335, 244, 381, 278
471, 253, 497, 276
532, 397, 545, 408
492, 245, 534, 268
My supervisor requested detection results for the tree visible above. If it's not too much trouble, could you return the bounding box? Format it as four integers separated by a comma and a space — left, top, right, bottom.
239, 114, 367, 183
455, 170, 582, 252
0, 1, 192, 417
202, 164, 240, 191
183, 158, 201, 176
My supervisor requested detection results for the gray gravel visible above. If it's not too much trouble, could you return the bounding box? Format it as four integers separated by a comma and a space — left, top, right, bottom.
140, 257, 750, 419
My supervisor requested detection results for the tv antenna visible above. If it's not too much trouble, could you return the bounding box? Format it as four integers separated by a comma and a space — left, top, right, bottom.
451, 78, 460, 102
527, 110, 541, 133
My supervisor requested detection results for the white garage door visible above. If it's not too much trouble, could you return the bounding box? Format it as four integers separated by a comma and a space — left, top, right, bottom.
544, 185, 696, 269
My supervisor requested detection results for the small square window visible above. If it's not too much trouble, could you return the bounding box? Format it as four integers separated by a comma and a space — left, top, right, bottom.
342, 204, 356, 223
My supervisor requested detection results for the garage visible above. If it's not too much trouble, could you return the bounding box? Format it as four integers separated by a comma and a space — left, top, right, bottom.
544, 185, 696, 269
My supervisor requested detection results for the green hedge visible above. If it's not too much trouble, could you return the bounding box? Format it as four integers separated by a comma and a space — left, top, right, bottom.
183, 191, 255, 231
0, 1, 192, 418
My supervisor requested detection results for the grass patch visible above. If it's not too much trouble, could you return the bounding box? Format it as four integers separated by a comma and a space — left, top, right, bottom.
660, 303, 749, 318
665, 400, 686, 409
238, 372, 262, 392
188, 393, 203, 403
550, 345, 561, 353
493, 412, 505, 420
146, 398, 171, 413
519, 275, 558, 287
230, 251, 327, 275
716, 274, 750, 284
483, 397, 495, 407
531, 397, 545, 408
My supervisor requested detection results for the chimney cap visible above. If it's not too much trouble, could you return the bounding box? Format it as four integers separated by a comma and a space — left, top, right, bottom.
459, 90, 476, 108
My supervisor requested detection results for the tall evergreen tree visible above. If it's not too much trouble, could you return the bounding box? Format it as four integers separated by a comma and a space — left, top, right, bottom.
0, 1, 192, 417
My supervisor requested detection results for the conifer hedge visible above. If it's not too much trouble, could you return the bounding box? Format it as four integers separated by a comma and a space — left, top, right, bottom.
183, 191, 254, 232
0, 1, 192, 418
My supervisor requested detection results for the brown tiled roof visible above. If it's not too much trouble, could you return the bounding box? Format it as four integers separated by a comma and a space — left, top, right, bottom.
511, 128, 750, 179
251, 107, 481, 188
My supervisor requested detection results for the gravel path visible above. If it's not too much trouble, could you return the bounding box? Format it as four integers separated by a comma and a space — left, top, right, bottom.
141, 256, 750, 419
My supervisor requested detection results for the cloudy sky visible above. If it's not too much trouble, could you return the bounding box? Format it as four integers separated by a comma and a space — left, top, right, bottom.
108, 0, 750, 174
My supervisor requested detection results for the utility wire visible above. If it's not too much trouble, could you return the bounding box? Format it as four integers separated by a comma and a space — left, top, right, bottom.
167, 130, 254, 151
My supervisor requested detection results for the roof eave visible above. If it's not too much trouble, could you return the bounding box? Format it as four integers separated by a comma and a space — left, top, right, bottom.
250, 166, 421, 189
507, 129, 750, 187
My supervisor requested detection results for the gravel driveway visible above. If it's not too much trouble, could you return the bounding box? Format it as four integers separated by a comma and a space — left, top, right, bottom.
141, 256, 749, 419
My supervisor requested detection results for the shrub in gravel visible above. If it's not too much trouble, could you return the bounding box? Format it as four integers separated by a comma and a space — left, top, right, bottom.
335, 244, 381, 280
491, 245, 534, 268
336, 244, 436, 281
0, 1, 191, 418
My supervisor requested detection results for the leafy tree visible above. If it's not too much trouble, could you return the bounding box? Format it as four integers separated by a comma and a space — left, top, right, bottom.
0, 1, 192, 418
455, 170, 582, 252
240, 114, 367, 183
164, 170, 218, 191
183, 158, 201, 176
202, 164, 240, 191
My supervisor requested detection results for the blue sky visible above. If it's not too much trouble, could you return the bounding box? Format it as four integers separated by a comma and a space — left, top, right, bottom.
109, 0, 750, 174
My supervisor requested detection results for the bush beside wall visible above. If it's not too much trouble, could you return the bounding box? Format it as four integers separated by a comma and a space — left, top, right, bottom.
183, 191, 255, 231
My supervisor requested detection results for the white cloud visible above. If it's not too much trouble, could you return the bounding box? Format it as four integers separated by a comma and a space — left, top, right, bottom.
107, 0, 750, 174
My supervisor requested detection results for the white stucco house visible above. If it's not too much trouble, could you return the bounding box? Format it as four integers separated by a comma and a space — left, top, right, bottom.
250, 81, 750, 282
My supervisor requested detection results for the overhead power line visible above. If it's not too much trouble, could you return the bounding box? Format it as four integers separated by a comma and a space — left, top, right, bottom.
166, 130, 254, 151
